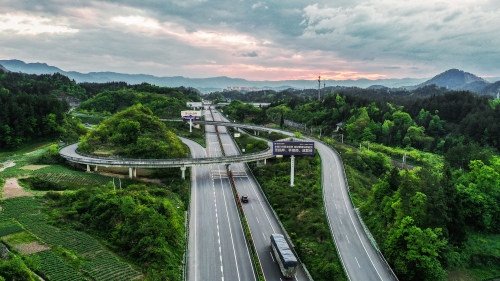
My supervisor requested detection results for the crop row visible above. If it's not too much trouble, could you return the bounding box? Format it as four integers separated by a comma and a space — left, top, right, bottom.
35, 171, 112, 187
0, 222, 24, 237
34, 250, 86, 281
19, 219, 102, 256
81, 251, 141, 281
0, 197, 44, 220
33, 165, 135, 188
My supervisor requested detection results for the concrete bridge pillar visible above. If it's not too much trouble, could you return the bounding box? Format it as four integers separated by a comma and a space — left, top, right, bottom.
129, 167, 133, 179
86, 164, 90, 172
94, 165, 98, 172
133, 168, 137, 178
264, 159, 267, 165
181, 166, 186, 180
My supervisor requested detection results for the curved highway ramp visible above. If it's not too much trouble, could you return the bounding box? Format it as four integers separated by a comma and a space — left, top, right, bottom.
196, 119, 399, 281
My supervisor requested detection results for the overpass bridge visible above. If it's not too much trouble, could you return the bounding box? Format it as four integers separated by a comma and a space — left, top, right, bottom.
59, 138, 273, 179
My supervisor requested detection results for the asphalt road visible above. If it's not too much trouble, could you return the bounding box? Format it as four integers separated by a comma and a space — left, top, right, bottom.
208, 114, 398, 281
186, 109, 256, 281
313, 140, 398, 281
213, 110, 309, 281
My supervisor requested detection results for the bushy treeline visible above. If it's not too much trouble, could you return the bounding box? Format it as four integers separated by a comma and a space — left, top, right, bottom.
77, 84, 201, 118
79, 104, 188, 159
0, 71, 87, 99
0, 70, 86, 148
45, 184, 185, 280
337, 142, 500, 280
221, 89, 499, 157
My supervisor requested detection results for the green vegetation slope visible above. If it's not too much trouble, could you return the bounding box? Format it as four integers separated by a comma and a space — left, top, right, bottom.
79, 104, 188, 159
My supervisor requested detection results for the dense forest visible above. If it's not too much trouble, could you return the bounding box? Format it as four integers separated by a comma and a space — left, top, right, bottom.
79, 104, 189, 159
0, 69, 86, 149
221, 89, 499, 154
219, 87, 499, 280
0, 68, 201, 149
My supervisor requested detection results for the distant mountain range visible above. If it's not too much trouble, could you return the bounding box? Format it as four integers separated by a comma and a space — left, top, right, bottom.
407, 69, 499, 95
0, 59, 499, 95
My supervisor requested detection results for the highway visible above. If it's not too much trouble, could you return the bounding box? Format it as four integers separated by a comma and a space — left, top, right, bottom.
186, 109, 256, 281
200, 117, 398, 281
60, 114, 398, 280
314, 140, 398, 281
212, 110, 309, 281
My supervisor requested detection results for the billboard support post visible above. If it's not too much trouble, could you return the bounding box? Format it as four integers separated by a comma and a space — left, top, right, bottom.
273, 140, 314, 187
189, 118, 193, 133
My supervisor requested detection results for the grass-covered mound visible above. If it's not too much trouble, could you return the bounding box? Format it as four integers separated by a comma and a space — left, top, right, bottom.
78, 104, 188, 159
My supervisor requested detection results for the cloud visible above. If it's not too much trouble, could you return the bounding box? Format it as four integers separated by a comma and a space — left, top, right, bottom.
0, 0, 498, 80
239, 51, 258, 57
252, 2, 268, 10
111, 15, 161, 30
0, 13, 78, 35
298, 0, 500, 74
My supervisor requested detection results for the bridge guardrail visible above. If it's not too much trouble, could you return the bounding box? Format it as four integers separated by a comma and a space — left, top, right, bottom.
60, 142, 274, 168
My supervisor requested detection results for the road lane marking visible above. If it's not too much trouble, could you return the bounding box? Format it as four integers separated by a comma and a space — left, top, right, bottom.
256, 217, 260, 224
262, 232, 266, 241
355, 257, 361, 268
334, 152, 384, 280
211, 172, 224, 280
346, 234, 350, 244
246, 174, 276, 233
270, 251, 275, 262
218, 167, 242, 281
192, 166, 198, 281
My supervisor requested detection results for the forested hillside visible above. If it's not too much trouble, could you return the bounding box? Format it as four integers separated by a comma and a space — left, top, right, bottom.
77, 84, 201, 118
221, 89, 499, 153
0, 69, 86, 148
219, 87, 499, 281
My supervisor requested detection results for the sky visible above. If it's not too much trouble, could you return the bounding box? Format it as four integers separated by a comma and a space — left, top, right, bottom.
0, 0, 499, 81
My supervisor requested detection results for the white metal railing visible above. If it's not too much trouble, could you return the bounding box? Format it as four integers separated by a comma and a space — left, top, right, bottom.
59, 142, 274, 168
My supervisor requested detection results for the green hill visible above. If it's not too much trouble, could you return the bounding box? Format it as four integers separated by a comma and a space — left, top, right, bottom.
78, 104, 188, 159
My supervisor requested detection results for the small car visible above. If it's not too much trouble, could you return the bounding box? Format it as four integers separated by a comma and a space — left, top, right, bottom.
241, 195, 249, 203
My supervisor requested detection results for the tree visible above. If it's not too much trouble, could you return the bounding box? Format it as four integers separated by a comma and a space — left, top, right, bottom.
385, 216, 447, 281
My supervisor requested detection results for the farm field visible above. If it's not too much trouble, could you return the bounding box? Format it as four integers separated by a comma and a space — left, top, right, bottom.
1, 145, 136, 194
0, 197, 143, 280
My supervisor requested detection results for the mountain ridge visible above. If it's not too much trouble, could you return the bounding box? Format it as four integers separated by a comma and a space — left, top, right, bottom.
0, 59, 427, 91
1, 59, 498, 95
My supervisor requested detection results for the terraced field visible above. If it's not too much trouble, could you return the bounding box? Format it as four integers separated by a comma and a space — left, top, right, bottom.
0, 197, 143, 281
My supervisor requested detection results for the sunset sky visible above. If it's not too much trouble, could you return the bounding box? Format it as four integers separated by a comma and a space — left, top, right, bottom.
0, 0, 499, 81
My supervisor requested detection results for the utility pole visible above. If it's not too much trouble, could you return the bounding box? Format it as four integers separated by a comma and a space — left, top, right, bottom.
318, 75, 321, 101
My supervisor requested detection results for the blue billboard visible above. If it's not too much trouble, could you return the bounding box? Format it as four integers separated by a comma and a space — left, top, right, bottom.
273, 141, 315, 156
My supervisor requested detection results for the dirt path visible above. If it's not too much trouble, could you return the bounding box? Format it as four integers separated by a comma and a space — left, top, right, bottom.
0, 160, 16, 172
2, 178, 33, 199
